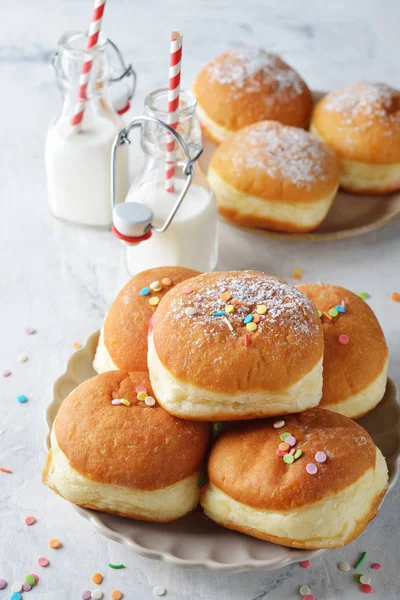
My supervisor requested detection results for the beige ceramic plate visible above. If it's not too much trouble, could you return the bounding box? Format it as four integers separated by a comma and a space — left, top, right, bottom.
45, 331, 400, 573
199, 91, 400, 241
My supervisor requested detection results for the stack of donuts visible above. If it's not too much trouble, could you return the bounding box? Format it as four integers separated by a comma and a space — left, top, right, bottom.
192, 46, 400, 233
43, 266, 389, 549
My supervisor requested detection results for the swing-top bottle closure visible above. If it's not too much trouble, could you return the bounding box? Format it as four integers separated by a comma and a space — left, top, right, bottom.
111, 115, 203, 245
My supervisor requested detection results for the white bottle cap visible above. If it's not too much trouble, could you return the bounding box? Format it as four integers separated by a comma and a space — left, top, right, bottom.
112, 202, 153, 242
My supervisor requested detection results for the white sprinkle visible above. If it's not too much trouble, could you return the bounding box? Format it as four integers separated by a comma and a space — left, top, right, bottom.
17, 353, 28, 363
273, 420, 285, 429
299, 585, 311, 596
145, 396, 156, 407
11, 583, 23, 593
154, 587, 166, 597
91, 590, 103, 600
360, 575, 371, 585
338, 561, 351, 571
223, 316, 234, 332
185, 307, 197, 316
150, 281, 161, 290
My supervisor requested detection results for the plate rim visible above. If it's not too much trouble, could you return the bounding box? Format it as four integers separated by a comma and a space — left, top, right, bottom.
44, 330, 400, 572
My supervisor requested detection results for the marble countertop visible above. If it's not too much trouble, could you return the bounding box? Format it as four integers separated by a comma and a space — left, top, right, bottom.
1, 0, 400, 598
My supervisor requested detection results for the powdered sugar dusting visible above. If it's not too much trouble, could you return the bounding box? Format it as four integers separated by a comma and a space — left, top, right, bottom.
166, 271, 320, 349
206, 47, 304, 101
226, 123, 331, 189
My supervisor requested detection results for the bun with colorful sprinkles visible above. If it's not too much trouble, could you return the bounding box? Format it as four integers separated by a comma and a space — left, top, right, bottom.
201, 409, 388, 548
93, 266, 200, 374
297, 283, 388, 419
148, 270, 324, 421
43, 371, 211, 522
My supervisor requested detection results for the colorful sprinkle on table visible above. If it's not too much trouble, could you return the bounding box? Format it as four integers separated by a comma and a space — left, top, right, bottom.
11, 583, 22, 593
225, 305, 234, 313
24, 575, 35, 586
246, 322, 257, 332
0, 468, 12, 474
49, 538, 61, 549
338, 562, 350, 571
359, 292, 370, 300
315, 451, 326, 463
22, 583, 31, 592
112, 399, 122, 406
243, 314, 253, 324
91, 591, 103, 600
300, 560, 311, 568
391, 292, 400, 302
338, 334, 349, 345
17, 395, 28, 403
328, 307, 338, 317
185, 307, 197, 316
360, 584, 373, 594
0, 580, 7, 590
149, 297, 160, 306
299, 585, 311, 596
360, 575, 371, 585
17, 353, 28, 362
73, 342, 82, 349
82, 591, 92, 600
25, 516, 36, 526
273, 420, 285, 429
10, 593, 22, 600
30, 574, 39, 584
112, 591, 124, 600
256, 304, 267, 314
120, 398, 130, 407
140, 287, 150, 296
153, 587, 167, 597
37, 557, 49, 567
371, 563, 382, 570
354, 551, 367, 569
26, 328, 36, 335
145, 396, 156, 406
92, 573, 103, 585
303, 596, 315, 600
108, 563, 125, 569
306, 463, 317, 475
162, 278, 172, 286
292, 268, 303, 281
2, 369, 11, 377
219, 291, 231, 301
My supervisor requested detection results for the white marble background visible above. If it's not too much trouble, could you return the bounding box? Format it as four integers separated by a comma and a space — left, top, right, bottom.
1, 0, 400, 598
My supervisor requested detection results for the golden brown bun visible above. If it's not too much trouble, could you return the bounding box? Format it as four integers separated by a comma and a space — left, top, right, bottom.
297, 283, 388, 417
208, 409, 380, 510
193, 47, 313, 141
52, 371, 211, 490
103, 266, 199, 371
209, 121, 340, 213
152, 271, 323, 394
311, 82, 400, 164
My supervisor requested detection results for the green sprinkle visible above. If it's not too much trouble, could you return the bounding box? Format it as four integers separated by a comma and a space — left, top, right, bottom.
25, 575, 35, 585
198, 476, 208, 488
108, 563, 125, 569
294, 449, 303, 460
358, 292, 370, 300
354, 574, 362, 583
317, 310, 323, 318
283, 454, 294, 464
354, 551, 367, 569
328, 307, 338, 317
280, 432, 291, 441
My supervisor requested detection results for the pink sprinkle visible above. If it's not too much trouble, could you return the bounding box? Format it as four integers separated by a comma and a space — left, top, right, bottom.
360, 584, 373, 594
289, 448, 296, 455
111, 399, 122, 406
82, 591, 92, 600
315, 451, 326, 463
306, 463, 318, 475
341, 300, 346, 309
38, 557, 49, 567
136, 386, 147, 393
285, 435, 296, 447
276, 449, 287, 457
338, 334, 349, 345
30, 574, 39, 584
182, 287, 193, 294
22, 583, 32, 591
304, 596, 315, 600
26, 327, 36, 335
25, 516, 36, 526
300, 560, 311, 568
372, 563, 382, 570
2, 370, 11, 377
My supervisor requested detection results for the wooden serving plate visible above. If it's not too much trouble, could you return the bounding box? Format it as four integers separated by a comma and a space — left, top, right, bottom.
199, 91, 400, 242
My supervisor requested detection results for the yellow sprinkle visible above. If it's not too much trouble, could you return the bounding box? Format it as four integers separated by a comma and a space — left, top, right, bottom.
256, 305, 267, 315
137, 391, 147, 401
149, 297, 160, 306
120, 398, 130, 406
225, 305, 234, 313
152, 285, 162, 292
246, 322, 257, 332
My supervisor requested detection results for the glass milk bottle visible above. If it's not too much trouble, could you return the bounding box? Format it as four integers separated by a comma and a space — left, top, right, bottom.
45, 31, 130, 227
119, 89, 218, 273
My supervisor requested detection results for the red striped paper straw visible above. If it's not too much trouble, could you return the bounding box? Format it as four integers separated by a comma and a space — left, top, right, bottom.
165, 31, 183, 192
71, 0, 107, 127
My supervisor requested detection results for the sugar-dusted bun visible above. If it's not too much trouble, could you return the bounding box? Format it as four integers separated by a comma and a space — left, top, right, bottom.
193, 47, 313, 144
201, 409, 388, 549
297, 283, 388, 419
93, 266, 200, 374
148, 270, 324, 421
43, 371, 211, 522
311, 82, 400, 194
208, 121, 340, 233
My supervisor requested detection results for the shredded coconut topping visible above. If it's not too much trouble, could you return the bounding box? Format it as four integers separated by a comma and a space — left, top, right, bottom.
165, 272, 319, 348
225, 123, 331, 189
206, 47, 304, 99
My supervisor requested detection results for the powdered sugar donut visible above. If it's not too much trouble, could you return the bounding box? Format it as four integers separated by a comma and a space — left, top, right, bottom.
208, 121, 340, 233
148, 271, 324, 420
